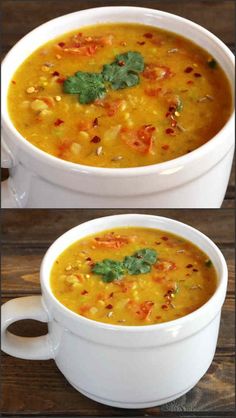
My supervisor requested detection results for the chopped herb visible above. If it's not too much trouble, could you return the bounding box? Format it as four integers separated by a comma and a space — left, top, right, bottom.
176, 97, 183, 112
63, 72, 106, 104
205, 259, 212, 267
92, 259, 125, 282
92, 248, 157, 282
63, 51, 145, 104
102, 51, 144, 90
208, 58, 217, 69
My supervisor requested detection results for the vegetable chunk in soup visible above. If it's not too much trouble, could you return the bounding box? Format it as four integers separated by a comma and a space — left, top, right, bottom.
50, 227, 217, 325
8, 23, 232, 168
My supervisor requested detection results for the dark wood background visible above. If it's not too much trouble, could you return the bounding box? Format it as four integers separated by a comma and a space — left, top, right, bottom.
1, 0, 235, 208
1, 209, 235, 417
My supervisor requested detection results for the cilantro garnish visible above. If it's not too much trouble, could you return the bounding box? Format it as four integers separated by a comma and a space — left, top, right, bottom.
102, 51, 144, 90
176, 97, 183, 112
92, 248, 157, 282
63, 51, 144, 104
92, 259, 125, 282
208, 58, 217, 69
63, 72, 106, 104
205, 259, 212, 267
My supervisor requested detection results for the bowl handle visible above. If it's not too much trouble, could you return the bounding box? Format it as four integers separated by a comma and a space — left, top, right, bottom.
1, 130, 19, 207
1, 296, 54, 360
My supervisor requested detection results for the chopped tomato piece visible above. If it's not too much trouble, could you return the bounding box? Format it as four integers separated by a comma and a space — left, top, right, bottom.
93, 233, 130, 249
114, 280, 134, 293
154, 260, 177, 271
57, 138, 72, 158
57, 33, 113, 56
94, 98, 124, 116
121, 125, 155, 154
78, 120, 92, 131
128, 300, 154, 320
143, 64, 174, 81
144, 87, 162, 97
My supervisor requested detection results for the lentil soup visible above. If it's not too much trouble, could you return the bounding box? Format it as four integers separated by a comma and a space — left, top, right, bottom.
8, 23, 232, 168
50, 227, 217, 326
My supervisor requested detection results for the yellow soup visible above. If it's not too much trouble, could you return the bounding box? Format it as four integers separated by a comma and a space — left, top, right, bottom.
8, 23, 232, 168
50, 227, 217, 325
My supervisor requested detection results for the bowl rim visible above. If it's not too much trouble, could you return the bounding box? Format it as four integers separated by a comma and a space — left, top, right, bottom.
1, 6, 235, 177
40, 213, 228, 332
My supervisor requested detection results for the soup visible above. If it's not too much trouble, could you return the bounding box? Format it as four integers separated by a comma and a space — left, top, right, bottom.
8, 23, 232, 168
50, 227, 217, 325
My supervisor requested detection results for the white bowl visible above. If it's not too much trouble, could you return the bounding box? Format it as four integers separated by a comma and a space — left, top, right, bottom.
1, 7, 235, 208
1, 214, 228, 408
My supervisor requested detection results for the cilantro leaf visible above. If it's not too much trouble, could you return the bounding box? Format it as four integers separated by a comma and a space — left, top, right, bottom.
92, 248, 157, 282
123, 256, 151, 275
208, 58, 217, 69
205, 259, 212, 267
102, 51, 145, 90
92, 259, 125, 282
124, 248, 157, 275
63, 72, 106, 104
176, 97, 183, 112
134, 248, 157, 264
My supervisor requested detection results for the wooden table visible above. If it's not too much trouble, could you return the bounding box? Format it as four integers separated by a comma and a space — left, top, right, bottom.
1, 0, 235, 208
1, 209, 235, 417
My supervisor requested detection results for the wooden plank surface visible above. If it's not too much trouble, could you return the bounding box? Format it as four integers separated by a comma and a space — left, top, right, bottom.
1, 209, 235, 416
1, 0, 235, 206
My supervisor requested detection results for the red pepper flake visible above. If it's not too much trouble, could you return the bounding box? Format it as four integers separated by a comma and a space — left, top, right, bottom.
161, 304, 169, 310
144, 33, 153, 38
194, 73, 202, 78
165, 111, 171, 118
162, 144, 169, 150
155, 241, 161, 245
168, 105, 176, 112
56, 78, 66, 84
81, 290, 88, 295
161, 236, 169, 241
184, 67, 193, 73
106, 304, 113, 309
58, 42, 65, 47
54, 118, 64, 126
109, 292, 114, 298
193, 268, 199, 272
137, 41, 146, 45
171, 119, 177, 128
187, 80, 194, 85
93, 117, 99, 127
186, 264, 193, 268
90, 135, 101, 143
86, 257, 92, 261
52, 71, 60, 77
11, 80, 16, 84
118, 60, 125, 67
165, 128, 175, 135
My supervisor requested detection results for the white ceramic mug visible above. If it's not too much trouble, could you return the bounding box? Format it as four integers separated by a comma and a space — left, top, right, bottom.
1, 7, 235, 208
1, 214, 228, 408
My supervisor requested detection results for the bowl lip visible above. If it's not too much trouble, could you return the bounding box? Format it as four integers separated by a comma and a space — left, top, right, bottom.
1, 6, 235, 177
40, 213, 228, 333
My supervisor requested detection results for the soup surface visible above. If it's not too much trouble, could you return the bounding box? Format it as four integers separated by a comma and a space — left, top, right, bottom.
50, 227, 217, 325
8, 23, 232, 168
